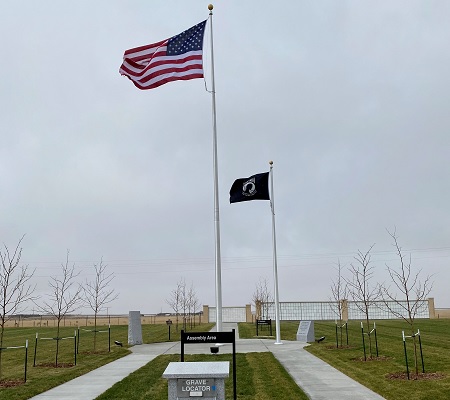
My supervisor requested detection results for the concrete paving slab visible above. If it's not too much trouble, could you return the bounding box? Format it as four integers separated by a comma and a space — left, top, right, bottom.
266, 340, 385, 400
29, 323, 385, 400
28, 341, 178, 400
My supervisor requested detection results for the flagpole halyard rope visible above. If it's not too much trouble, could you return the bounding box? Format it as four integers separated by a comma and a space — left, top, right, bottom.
203, 11, 214, 94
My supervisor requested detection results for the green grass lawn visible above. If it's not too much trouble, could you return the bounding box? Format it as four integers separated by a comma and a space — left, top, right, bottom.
240, 319, 450, 400
2, 319, 450, 400
95, 353, 309, 400
0, 322, 214, 400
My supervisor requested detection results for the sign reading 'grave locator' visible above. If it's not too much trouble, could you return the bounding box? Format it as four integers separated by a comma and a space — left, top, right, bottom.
177, 378, 216, 398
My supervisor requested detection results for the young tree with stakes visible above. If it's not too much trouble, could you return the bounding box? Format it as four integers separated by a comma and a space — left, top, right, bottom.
166, 278, 185, 332
346, 245, 380, 358
187, 283, 199, 329
37, 251, 82, 366
180, 279, 188, 331
252, 277, 273, 320
0, 236, 36, 379
379, 229, 433, 377
330, 259, 348, 347
83, 258, 118, 351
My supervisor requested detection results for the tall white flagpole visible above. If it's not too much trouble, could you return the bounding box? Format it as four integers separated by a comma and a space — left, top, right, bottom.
208, 4, 223, 332
269, 161, 282, 344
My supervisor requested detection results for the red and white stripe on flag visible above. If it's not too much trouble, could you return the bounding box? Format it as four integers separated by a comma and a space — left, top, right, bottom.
119, 20, 207, 90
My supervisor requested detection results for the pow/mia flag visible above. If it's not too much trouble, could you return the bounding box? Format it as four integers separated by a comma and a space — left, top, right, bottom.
229, 172, 270, 203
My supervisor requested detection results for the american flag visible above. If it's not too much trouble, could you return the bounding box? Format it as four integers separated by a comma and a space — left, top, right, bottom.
119, 20, 207, 90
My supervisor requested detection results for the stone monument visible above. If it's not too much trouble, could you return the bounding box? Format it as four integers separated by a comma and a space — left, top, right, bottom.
296, 320, 315, 342
128, 310, 143, 345
163, 361, 229, 400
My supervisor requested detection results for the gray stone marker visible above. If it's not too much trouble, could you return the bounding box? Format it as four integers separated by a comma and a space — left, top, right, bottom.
163, 361, 229, 400
128, 310, 143, 345
296, 320, 315, 342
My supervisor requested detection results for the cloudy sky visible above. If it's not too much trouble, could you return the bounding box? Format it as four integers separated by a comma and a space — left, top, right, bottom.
1, 1, 449, 315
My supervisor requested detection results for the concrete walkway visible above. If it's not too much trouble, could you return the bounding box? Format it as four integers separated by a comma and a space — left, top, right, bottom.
28, 341, 179, 400
29, 323, 385, 400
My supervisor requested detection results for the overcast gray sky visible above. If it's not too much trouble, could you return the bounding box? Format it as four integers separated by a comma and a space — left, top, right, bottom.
1, 1, 449, 315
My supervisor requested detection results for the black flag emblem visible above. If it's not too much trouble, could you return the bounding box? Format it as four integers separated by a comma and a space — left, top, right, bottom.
229, 172, 270, 203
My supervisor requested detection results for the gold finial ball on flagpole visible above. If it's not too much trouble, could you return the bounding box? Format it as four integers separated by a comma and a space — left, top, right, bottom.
208, 4, 213, 10
269, 160, 273, 166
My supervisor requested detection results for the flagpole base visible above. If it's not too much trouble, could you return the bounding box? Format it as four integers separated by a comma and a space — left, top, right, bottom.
274, 340, 283, 345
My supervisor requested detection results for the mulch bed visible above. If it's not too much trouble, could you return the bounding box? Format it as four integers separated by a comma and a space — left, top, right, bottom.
0, 379, 25, 388
35, 362, 74, 368
79, 351, 109, 355
386, 371, 445, 381
352, 356, 391, 362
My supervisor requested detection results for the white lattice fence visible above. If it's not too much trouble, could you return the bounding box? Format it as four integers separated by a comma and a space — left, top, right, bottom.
348, 300, 429, 320
208, 307, 246, 323
263, 302, 338, 320
261, 300, 430, 321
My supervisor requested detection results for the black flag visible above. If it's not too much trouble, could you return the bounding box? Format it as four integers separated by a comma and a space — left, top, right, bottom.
229, 172, 270, 203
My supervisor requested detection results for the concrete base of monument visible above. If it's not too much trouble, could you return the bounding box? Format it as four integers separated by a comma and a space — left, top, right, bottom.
163, 361, 229, 400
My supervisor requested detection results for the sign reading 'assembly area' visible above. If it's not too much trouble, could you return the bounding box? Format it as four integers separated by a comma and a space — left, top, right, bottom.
181, 331, 235, 343
177, 378, 216, 398
180, 330, 237, 400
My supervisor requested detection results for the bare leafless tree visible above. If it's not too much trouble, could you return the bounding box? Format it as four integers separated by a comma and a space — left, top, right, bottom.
0, 236, 36, 378
346, 244, 380, 357
37, 250, 82, 366
83, 258, 118, 351
379, 228, 433, 376
187, 283, 199, 329
191, 295, 200, 327
166, 278, 185, 332
180, 279, 189, 330
252, 277, 273, 319
330, 259, 348, 346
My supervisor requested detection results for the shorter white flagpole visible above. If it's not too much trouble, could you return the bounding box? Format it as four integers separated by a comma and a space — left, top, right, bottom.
269, 161, 282, 344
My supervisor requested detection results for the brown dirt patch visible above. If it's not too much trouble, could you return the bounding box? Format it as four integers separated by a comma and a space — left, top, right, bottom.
80, 350, 109, 355
35, 362, 74, 368
0, 379, 25, 388
326, 345, 354, 350
352, 356, 392, 362
386, 371, 445, 381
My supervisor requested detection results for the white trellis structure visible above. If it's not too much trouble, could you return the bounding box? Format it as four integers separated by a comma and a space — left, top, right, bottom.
208, 306, 247, 323
260, 300, 430, 321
